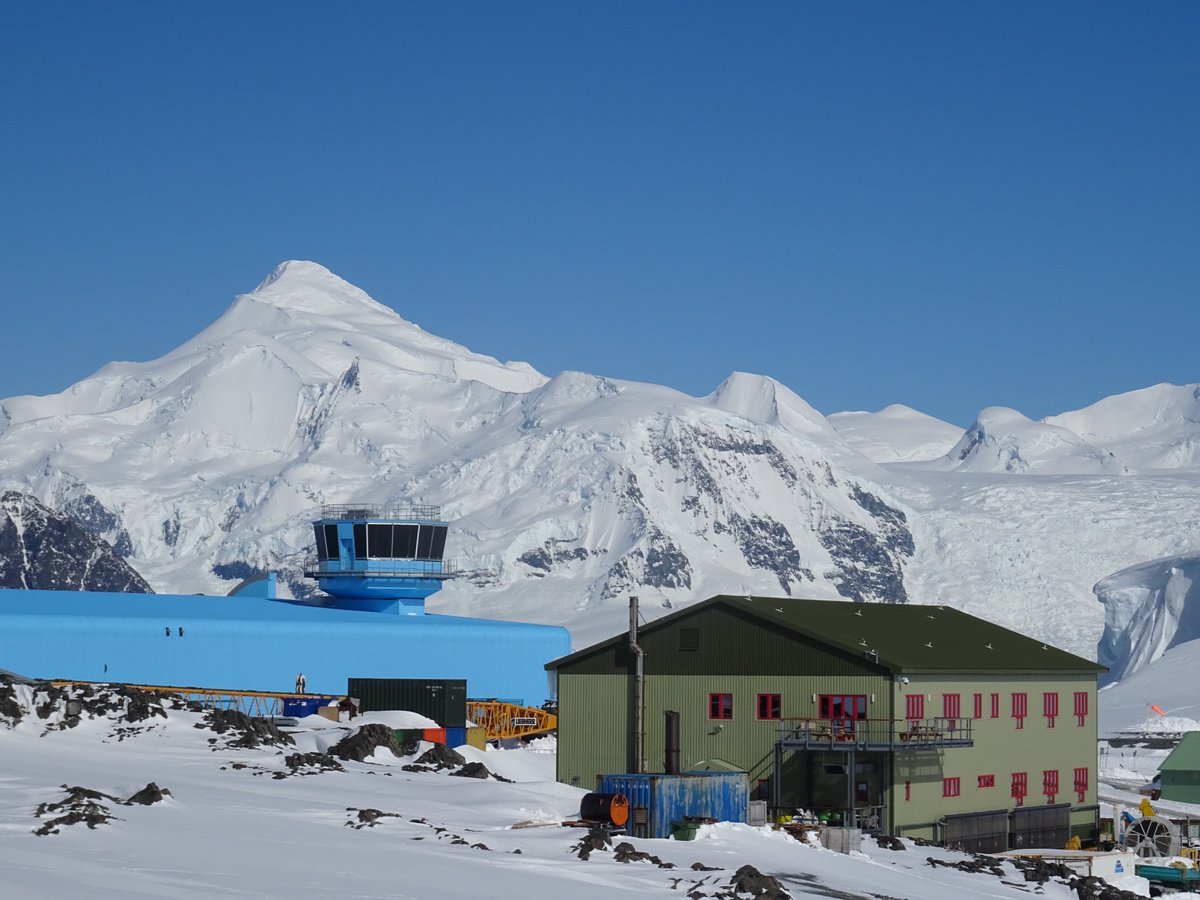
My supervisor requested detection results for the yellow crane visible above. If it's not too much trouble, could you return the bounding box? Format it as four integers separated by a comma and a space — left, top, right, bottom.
466, 700, 556, 740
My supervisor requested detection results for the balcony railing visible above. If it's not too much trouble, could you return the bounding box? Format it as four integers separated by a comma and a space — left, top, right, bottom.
776, 717, 974, 750
318, 503, 443, 522
303, 557, 460, 579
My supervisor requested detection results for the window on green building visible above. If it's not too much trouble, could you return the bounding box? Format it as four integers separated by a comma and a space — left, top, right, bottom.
756, 693, 781, 720
708, 693, 733, 720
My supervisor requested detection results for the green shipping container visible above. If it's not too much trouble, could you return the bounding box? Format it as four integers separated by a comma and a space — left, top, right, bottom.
348, 678, 467, 727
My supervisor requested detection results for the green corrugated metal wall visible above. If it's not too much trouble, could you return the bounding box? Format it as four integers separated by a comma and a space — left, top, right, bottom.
555, 601, 1100, 842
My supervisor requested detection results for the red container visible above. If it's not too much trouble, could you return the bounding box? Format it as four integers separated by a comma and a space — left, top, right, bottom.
422, 727, 446, 745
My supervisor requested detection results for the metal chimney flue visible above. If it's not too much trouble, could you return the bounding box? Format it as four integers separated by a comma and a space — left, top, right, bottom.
664, 710, 681, 775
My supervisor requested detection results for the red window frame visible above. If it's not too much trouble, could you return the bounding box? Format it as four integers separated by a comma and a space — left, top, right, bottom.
1074, 692, 1088, 727
905, 694, 924, 721
756, 693, 781, 721
978, 774, 995, 789
708, 692, 733, 720
1043, 692, 1059, 727
819, 694, 866, 734
1012, 771, 1027, 806
990, 693, 1000, 718
943, 693, 961, 719
1012, 692, 1028, 728
973, 693, 983, 719
1074, 767, 1088, 802
1044, 769, 1059, 802
943, 777, 961, 797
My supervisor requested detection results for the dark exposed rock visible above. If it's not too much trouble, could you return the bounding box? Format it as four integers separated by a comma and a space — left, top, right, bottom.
729, 512, 812, 593
345, 807, 401, 829
0, 491, 151, 593
613, 841, 674, 868
730, 864, 790, 899
451, 761, 491, 779
1066, 874, 1145, 900
926, 855, 1006, 877
212, 560, 265, 582
415, 743, 466, 770
279, 752, 344, 777
874, 834, 905, 851
328, 723, 403, 762
518, 540, 590, 572
126, 782, 171, 805
818, 484, 914, 605
202, 708, 294, 750
0, 679, 22, 723
572, 824, 613, 860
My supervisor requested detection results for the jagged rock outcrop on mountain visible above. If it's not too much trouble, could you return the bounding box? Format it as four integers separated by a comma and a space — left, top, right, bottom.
0, 492, 151, 593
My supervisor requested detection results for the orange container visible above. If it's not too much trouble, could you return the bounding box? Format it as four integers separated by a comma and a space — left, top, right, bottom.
422, 727, 446, 745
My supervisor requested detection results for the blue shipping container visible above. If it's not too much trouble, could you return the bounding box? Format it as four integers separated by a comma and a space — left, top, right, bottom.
596, 772, 748, 839
444, 727, 467, 747
282, 698, 330, 717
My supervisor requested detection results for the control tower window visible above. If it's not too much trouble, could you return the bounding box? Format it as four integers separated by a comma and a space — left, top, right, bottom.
368, 524, 393, 558
324, 524, 340, 561
394, 524, 418, 558
313, 525, 328, 561
416, 524, 435, 559
353, 523, 367, 559
429, 526, 447, 559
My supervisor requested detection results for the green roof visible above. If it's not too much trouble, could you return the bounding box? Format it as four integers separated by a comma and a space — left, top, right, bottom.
549, 595, 1106, 674
1161, 732, 1200, 772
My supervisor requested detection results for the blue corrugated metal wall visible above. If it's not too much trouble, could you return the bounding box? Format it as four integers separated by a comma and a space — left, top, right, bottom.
0, 586, 570, 706
597, 772, 748, 839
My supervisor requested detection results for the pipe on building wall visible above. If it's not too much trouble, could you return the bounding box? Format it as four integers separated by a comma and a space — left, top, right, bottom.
665, 709, 680, 775
629, 595, 646, 774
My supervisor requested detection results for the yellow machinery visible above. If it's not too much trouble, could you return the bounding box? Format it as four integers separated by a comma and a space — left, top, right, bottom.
466, 699, 557, 741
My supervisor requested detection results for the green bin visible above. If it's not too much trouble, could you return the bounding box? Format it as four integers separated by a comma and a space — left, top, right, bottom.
671, 821, 699, 841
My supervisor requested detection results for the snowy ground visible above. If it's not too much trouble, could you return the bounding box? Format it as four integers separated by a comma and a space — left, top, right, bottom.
0, 680, 1163, 900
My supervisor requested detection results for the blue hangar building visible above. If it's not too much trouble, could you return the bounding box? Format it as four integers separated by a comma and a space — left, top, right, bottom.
0, 504, 570, 706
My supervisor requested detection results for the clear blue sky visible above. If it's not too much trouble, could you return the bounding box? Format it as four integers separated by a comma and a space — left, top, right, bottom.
2, 2, 1196, 426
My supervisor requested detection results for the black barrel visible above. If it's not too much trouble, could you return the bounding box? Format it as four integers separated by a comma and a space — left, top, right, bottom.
580, 792, 630, 826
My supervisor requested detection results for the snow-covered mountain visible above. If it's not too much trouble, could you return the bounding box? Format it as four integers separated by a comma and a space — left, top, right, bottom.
1046, 383, 1200, 471
2, 261, 1198, 670
828, 404, 963, 463
0, 262, 919, 642
925, 406, 1130, 475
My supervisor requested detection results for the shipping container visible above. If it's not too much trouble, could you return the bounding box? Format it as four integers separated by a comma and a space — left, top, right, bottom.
596, 772, 748, 839
444, 727, 466, 747
392, 728, 423, 750
465, 727, 487, 750
348, 677, 466, 726
282, 697, 331, 717
423, 727, 447, 745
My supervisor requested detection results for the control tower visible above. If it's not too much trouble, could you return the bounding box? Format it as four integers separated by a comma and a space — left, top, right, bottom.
305, 503, 457, 613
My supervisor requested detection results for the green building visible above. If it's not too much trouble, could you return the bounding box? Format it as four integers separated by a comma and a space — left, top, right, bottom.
1160, 733, 1200, 804
548, 595, 1105, 850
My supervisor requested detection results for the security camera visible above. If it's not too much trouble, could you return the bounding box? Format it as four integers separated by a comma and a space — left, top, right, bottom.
899, 676, 910, 685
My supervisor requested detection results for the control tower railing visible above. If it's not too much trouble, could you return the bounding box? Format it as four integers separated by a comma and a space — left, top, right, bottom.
319, 503, 443, 522
303, 556, 460, 579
